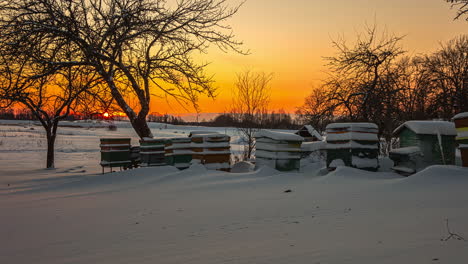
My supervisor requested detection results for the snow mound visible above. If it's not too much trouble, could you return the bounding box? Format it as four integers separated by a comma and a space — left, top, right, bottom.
231, 161, 255, 173
254, 165, 281, 177
188, 162, 208, 172
8, 166, 181, 194
398, 165, 468, 185
319, 166, 401, 183
378, 157, 394, 172
329, 159, 345, 168
301, 162, 326, 177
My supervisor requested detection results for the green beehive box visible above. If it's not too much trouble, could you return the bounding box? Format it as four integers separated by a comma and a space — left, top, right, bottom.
166, 137, 192, 169
393, 121, 456, 167
165, 139, 174, 166
326, 123, 379, 171
100, 138, 132, 169
140, 138, 167, 166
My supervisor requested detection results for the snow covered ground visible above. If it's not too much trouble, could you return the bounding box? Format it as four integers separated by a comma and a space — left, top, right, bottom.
1, 120, 468, 264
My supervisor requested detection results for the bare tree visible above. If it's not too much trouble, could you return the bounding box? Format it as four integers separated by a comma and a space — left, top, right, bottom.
324, 25, 405, 122
0, 0, 245, 139
446, 0, 468, 20
231, 70, 272, 160
0, 52, 100, 168
295, 86, 334, 133
422, 35, 468, 117
293, 25, 406, 155
391, 56, 437, 121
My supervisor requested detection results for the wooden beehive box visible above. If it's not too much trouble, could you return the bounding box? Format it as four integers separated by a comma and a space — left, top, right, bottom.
453, 112, 468, 167
165, 137, 192, 170
326, 123, 379, 171
254, 130, 304, 172
139, 138, 167, 167
389, 146, 424, 175
393, 121, 457, 167
99, 138, 132, 172
190, 133, 231, 171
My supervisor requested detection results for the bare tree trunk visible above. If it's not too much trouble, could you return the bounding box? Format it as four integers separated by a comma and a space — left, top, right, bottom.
45, 121, 58, 169
105, 75, 153, 139
46, 135, 55, 168
245, 128, 255, 160
131, 116, 153, 139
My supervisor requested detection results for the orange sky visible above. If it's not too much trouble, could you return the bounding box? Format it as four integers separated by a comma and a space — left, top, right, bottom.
150, 0, 467, 117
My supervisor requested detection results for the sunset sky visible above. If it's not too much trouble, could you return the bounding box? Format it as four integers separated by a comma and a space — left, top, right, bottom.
150, 0, 467, 118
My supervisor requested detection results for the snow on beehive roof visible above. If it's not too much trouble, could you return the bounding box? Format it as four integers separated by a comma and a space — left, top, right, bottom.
389, 146, 421, 155
254, 130, 304, 142
190, 133, 224, 138
296, 125, 324, 141
393, 121, 456, 136
189, 131, 219, 137
326, 122, 378, 130
141, 137, 167, 142
453, 112, 468, 120
326, 131, 378, 142
301, 141, 326, 151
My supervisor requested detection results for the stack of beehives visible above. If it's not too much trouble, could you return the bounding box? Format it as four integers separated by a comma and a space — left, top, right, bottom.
139, 138, 166, 167
165, 137, 192, 170
326, 123, 379, 171
99, 138, 132, 172
389, 146, 424, 175
190, 133, 231, 171
254, 130, 304, 171
454, 112, 468, 167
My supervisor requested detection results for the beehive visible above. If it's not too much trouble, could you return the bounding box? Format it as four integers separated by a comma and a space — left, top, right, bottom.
392, 121, 457, 168
326, 123, 379, 171
254, 130, 303, 172
165, 137, 192, 170
99, 138, 131, 173
190, 133, 231, 171
139, 138, 167, 167
389, 146, 424, 175
453, 112, 468, 167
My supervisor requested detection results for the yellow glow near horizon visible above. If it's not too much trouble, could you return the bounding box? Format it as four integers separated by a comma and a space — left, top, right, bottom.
150, 0, 467, 116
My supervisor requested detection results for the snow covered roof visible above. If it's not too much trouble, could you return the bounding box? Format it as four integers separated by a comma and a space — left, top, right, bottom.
453, 112, 468, 120
326, 132, 378, 142
141, 137, 167, 142
325, 122, 378, 143
301, 141, 326, 151
393, 121, 457, 136
326, 123, 378, 130
389, 146, 421, 155
295, 125, 323, 141
189, 131, 219, 137
254, 130, 304, 142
